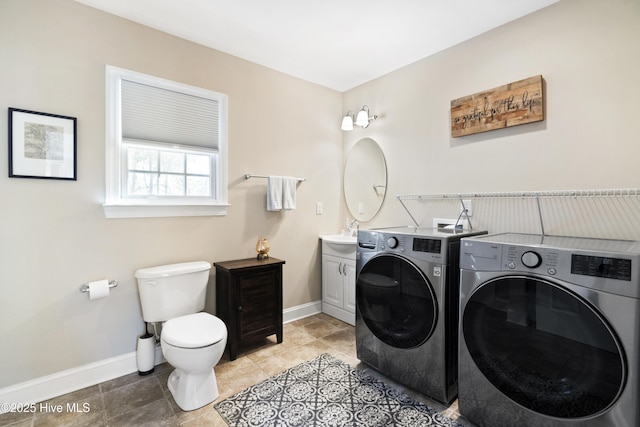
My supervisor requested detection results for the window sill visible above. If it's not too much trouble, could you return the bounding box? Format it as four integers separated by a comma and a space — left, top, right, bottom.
102, 203, 229, 219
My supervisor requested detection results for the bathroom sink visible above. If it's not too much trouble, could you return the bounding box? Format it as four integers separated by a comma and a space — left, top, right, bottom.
321, 234, 357, 245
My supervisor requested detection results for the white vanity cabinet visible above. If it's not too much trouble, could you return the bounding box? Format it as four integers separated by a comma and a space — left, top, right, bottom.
321, 236, 357, 326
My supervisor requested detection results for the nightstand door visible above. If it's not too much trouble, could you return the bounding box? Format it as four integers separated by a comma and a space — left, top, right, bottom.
238, 267, 279, 341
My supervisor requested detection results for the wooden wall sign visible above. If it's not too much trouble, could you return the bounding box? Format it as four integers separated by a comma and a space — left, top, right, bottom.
450, 75, 544, 138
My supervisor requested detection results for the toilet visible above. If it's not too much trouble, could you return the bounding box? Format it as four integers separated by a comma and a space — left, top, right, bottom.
135, 261, 227, 411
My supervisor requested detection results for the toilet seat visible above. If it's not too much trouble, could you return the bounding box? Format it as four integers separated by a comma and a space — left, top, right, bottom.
162, 312, 226, 349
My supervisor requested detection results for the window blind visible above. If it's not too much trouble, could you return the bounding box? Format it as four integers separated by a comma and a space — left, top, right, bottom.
121, 79, 219, 149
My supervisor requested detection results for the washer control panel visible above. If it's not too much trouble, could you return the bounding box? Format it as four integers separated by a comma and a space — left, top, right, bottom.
358, 228, 487, 267
413, 237, 443, 254
379, 234, 408, 253
358, 231, 446, 263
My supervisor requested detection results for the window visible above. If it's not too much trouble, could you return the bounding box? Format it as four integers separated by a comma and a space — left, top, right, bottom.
103, 66, 228, 218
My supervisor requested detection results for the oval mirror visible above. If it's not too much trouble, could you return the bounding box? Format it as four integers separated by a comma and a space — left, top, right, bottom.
344, 138, 387, 222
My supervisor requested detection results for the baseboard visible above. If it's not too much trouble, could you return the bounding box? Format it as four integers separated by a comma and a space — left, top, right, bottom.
0, 301, 321, 410
0, 345, 165, 411
283, 300, 322, 324
321, 303, 355, 326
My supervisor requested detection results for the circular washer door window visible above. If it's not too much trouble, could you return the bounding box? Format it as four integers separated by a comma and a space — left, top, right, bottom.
357, 254, 437, 349
463, 276, 626, 418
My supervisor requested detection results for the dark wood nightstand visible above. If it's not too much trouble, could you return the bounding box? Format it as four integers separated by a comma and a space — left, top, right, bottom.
214, 257, 285, 360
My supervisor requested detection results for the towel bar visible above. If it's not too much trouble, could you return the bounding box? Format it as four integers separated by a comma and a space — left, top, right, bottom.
244, 174, 306, 182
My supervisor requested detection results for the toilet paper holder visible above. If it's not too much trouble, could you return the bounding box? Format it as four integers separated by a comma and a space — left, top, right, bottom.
80, 279, 118, 293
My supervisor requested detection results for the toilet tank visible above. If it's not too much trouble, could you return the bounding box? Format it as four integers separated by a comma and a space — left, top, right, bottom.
135, 261, 211, 323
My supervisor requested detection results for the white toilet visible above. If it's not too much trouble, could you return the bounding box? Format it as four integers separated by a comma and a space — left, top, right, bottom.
135, 261, 228, 411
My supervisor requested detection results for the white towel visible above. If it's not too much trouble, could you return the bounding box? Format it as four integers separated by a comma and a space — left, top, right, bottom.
267, 176, 283, 211
282, 177, 297, 210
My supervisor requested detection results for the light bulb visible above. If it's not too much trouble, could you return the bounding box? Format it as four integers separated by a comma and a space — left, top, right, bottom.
355, 107, 370, 127
341, 113, 354, 131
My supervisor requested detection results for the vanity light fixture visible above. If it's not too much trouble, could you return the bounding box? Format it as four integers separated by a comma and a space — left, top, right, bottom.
341, 105, 377, 131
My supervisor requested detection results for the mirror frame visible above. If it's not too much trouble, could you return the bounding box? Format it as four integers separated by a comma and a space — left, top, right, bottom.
343, 138, 387, 222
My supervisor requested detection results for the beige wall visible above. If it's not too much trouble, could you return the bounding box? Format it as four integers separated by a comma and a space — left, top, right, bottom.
0, 0, 343, 388
344, 0, 640, 238
1, 0, 639, 391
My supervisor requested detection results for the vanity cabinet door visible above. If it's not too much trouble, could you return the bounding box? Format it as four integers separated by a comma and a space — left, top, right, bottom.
321, 253, 356, 326
322, 255, 343, 307
343, 258, 357, 314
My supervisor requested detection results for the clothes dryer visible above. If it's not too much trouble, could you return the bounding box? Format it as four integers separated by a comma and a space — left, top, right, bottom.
356, 226, 487, 403
458, 233, 640, 427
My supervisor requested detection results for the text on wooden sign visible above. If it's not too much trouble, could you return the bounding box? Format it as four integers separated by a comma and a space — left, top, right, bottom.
450, 75, 544, 138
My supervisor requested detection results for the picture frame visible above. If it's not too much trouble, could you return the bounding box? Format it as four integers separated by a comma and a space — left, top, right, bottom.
8, 108, 77, 180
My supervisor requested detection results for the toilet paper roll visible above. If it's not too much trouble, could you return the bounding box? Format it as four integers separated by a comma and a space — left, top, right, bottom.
87, 279, 110, 300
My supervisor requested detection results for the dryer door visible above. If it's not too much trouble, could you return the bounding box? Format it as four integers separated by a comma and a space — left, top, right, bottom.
462, 276, 626, 418
357, 254, 437, 349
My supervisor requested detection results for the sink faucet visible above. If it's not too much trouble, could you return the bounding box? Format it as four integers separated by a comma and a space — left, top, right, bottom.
346, 218, 359, 236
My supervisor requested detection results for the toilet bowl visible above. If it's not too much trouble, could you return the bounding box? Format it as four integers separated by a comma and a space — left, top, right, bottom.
135, 261, 228, 411
161, 312, 228, 411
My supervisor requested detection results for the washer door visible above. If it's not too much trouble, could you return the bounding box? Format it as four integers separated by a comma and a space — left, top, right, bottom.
357, 254, 437, 349
463, 276, 626, 419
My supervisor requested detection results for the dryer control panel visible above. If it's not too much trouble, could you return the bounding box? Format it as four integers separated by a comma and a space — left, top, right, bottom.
503, 245, 560, 276
571, 254, 632, 281
460, 233, 640, 298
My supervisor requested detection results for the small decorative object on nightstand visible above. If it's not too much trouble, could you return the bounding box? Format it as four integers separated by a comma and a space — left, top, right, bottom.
255, 237, 270, 260
214, 257, 285, 361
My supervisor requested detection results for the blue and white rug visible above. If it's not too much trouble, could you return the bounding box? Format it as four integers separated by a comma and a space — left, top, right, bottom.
215, 353, 464, 427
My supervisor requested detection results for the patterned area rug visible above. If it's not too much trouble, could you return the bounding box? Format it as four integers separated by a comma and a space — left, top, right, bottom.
215, 353, 464, 427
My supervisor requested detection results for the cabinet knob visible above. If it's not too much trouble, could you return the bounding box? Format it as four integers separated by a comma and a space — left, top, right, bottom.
238, 306, 243, 312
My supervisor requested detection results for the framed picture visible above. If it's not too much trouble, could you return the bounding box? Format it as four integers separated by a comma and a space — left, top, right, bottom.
8, 108, 77, 180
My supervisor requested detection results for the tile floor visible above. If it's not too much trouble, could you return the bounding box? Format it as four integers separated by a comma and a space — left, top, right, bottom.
0, 313, 477, 426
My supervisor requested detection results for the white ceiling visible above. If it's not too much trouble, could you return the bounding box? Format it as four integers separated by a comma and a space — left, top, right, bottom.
74, 0, 559, 92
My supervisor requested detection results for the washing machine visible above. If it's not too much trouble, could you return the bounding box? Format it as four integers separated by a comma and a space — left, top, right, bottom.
458, 233, 640, 427
356, 226, 487, 403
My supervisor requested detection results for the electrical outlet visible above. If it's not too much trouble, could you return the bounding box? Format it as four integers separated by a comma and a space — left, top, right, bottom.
461, 199, 472, 217
316, 202, 323, 215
